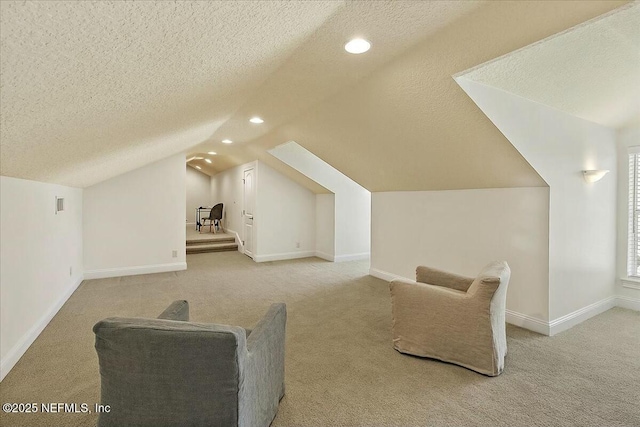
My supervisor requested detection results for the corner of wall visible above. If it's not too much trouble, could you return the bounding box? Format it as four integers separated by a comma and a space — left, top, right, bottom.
83, 153, 186, 275
1, 274, 84, 382
0, 176, 85, 382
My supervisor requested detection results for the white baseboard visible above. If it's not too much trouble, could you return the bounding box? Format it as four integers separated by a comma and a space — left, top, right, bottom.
615, 295, 640, 311
315, 251, 335, 262
334, 252, 370, 262
84, 262, 187, 280
367, 267, 637, 336
226, 228, 243, 254
509, 296, 639, 336
313, 252, 371, 262
505, 310, 549, 335
371, 267, 546, 334
548, 296, 617, 336
369, 268, 405, 282
1, 274, 84, 382
254, 251, 315, 263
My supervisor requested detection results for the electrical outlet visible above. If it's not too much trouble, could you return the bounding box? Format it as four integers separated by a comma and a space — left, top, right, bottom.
172, 250, 178, 258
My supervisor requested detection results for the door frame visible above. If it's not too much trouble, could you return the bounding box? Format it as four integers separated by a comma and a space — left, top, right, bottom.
242, 164, 257, 259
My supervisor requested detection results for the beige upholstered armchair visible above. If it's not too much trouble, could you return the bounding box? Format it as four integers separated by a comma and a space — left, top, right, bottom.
389, 261, 511, 376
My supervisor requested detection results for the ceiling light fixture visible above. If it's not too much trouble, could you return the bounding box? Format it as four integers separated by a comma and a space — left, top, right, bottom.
345, 38, 371, 54
582, 169, 609, 183
222, 139, 233, 144
249, 117, 264, 124
205, 159, 212, 164
208, 151, 217, 155
195, 166, 202, 170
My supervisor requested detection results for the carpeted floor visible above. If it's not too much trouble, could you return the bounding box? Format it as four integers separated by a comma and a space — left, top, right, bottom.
1, 252, 638, 426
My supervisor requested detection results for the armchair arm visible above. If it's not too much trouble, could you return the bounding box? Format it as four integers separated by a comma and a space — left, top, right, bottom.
239, 303, 287, 427
246, 303, 286, 352
416, 266, 474, 292
157, 300, 189, 321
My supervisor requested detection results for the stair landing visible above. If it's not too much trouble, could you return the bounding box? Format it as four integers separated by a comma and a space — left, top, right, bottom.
186, 226, 238, 254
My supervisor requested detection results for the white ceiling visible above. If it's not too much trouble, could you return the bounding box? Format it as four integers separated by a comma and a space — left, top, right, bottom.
0, 1, 632, 191
457, 2, 640, 129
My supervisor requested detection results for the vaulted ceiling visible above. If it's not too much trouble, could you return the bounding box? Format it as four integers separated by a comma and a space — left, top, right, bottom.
0, 1, 630, 191
458, 3, 640, 130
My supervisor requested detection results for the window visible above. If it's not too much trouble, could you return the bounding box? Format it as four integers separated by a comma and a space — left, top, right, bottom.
628, 148, 640, 277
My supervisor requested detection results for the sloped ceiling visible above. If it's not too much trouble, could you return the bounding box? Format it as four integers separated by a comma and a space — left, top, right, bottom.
0, 0, 342, 187
0, 1, 629, 191
456, 2, 640, 130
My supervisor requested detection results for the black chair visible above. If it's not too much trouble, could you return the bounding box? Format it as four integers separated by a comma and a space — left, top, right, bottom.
202, 203, 223, 233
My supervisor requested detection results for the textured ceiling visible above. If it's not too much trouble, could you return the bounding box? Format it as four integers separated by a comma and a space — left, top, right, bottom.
457, 2, 640, 129
216, 0, 626, 192
0, 1, 630, 191
0, 0, 342, 187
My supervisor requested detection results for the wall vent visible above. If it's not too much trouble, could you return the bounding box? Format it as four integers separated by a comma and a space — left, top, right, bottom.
55, 197, 64, 214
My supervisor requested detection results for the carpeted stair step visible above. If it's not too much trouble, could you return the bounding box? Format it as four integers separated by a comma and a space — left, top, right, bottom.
186, 242, 238, 254
186, 237, 235, 246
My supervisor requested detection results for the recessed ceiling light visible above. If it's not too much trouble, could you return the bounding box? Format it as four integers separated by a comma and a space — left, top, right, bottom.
207, 151, 217, 155
222, 139, 233, 144
345, 38, 371, 54
205, 159, 212, 164
195, 166, 202, 170
249, 117, 264, 124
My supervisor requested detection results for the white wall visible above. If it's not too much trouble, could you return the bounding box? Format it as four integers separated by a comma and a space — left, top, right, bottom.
211, 160, 317, 262
268, 141, 371, 260
334, 191, 370, 261
315, 194, 335, 260
210, 160, 254, 241
0, 176, 83, 380
186, 165, 211, 224
255, 162, 316, 261
616, 124, 640, 302
457, 77, 618, 324
83, 154, 186, 278
371, 188, 550, 326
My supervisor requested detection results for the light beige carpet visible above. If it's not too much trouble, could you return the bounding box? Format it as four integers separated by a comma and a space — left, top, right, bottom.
1, 252, 638, 426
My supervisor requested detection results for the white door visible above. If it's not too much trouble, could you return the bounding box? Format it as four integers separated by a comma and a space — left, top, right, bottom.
243, 168, 255, 258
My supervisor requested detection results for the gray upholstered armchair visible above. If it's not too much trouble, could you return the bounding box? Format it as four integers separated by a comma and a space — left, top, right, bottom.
389, 261, 510, 376
93, 300, 286, 427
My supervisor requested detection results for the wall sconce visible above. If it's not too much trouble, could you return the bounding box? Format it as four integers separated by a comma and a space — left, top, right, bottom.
582, 170, 609, 183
